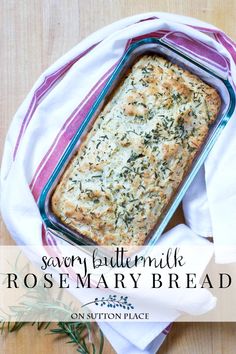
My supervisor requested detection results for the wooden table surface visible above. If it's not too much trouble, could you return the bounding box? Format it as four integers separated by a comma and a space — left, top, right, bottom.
1, 1, 236, 353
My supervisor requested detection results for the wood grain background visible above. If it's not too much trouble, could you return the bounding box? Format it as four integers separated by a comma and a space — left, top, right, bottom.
1, 1, 236, 353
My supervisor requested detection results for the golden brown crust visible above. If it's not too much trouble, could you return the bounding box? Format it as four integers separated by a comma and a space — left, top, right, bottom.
51, 54, 221, 246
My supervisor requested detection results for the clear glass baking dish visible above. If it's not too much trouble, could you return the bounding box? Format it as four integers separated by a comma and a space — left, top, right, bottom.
38, 34, 236, 247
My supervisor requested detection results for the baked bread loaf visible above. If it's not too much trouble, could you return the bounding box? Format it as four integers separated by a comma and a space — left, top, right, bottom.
51, 54, 221, 246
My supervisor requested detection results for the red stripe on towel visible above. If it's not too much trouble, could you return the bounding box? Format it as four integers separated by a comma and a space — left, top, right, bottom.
13, 43, 98, 160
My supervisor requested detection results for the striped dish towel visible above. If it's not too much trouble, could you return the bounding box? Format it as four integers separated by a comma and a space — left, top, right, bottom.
1, 12, 236, 353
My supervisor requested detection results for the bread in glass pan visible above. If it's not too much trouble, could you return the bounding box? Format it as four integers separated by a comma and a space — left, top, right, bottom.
51, 54, 221, 246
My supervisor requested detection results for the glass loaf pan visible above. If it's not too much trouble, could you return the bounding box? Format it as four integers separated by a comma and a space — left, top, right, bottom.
39, 36, 236, 247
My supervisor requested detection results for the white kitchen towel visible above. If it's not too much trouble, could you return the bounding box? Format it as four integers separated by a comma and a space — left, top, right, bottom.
99, 322, 169, 354
184, 112, 236, 263
1, 12, 236, 353
183, 166, 212, 238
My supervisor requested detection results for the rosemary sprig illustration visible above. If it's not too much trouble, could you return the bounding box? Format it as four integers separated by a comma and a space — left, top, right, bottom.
82, 294, 134, 310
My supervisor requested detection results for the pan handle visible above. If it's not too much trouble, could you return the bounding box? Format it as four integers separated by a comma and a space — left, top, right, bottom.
160, 31, 229, 80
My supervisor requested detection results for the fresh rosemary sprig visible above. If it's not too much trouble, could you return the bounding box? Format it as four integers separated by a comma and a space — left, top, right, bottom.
0, 253, 104, 353
50, 321, 104, 354
0, 321, 51, 333
0, 321, 104, 354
